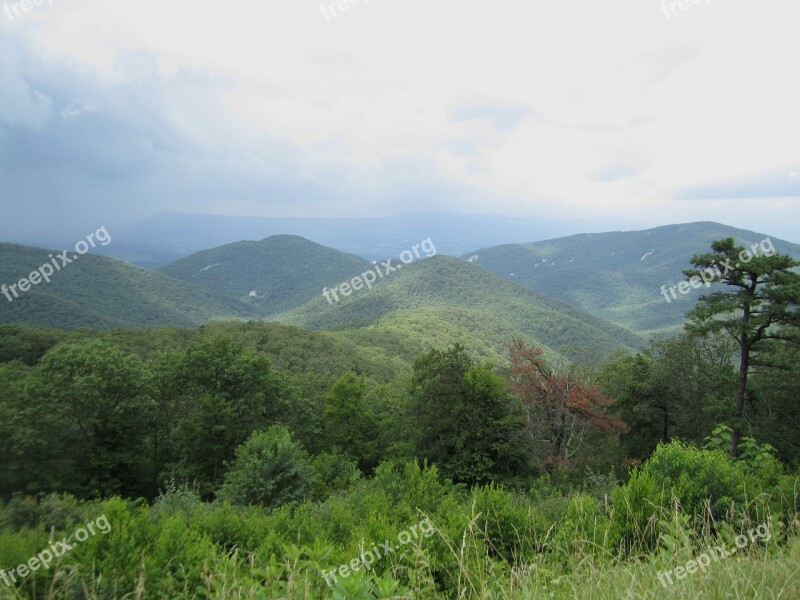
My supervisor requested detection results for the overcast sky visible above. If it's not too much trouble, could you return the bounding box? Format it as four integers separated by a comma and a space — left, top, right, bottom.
1, 0, 799, 241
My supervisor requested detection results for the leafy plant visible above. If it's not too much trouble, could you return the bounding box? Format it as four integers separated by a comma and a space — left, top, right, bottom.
216, 426, 315, 509
704, 424, 778, 474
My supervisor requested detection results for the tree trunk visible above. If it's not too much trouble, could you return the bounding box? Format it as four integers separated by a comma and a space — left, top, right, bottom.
547, 411, 566, 476
732, 335, 750, 457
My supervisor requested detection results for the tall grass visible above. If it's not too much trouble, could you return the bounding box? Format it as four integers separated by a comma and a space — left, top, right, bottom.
1, 449, 798, 599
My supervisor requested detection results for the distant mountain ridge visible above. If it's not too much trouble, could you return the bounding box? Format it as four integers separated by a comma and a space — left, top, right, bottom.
158, 235, 372, 317
11, 212, 652, 268
465, 222, 800, 335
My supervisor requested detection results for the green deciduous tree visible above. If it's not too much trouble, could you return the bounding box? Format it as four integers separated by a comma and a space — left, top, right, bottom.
0, 361, 38, 496
160, 336, 299, 496
323, 372, 379, 472
407, 344, 530, 486
746, 334, 800, 466
28, 340, 153, 497
596, 332, 735, 462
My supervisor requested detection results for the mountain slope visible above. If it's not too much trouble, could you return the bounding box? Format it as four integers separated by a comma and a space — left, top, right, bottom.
0, 243, 253, 329
274, 255, 644, 361
465, 222, 800, 336
158, 235, 372, 316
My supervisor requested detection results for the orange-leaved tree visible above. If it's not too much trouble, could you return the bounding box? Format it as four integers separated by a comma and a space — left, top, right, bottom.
506, 339, 628, 473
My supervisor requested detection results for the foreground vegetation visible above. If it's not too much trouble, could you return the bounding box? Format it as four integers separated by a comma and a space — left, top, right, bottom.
1, 313, 799, 598
0, 448, 799, 598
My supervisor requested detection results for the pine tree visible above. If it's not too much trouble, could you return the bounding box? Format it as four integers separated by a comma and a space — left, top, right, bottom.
684, 237, 800, 456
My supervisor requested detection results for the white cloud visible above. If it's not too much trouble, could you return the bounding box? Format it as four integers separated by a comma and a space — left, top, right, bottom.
0, 0, 798, 238
61, 98, 98, 119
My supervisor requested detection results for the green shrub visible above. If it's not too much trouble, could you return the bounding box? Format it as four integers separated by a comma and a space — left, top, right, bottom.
0, 492, 87, 532
194, 502, 271, 553
471, 485, 546, 563
83, 497, 157, 592
144, 514, 219, 596
311, 450, 363, 500
0, 528, 46, 586
770, 471, 800, 524
216, 426, 315, 509
152, 478, 203, 516
704, 424, 778, 474
62, 497, 219, 597
370, 460, 456, 519
611, 468, 662, 553
528, 475, 569, 528
554, 492, 614, 557
643, 440, 745, 519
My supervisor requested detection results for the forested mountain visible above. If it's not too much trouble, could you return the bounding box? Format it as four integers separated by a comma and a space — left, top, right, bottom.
9, 224, 797, 338
1, 238, 645, 360
0, 243, 253, 329
276, 254, 644, 360
157, 235, 372, 316
466, 222, 800, 335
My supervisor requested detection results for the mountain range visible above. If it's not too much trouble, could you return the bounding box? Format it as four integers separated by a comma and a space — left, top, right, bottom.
3, 219, 797, 358
10, 212, 652, 269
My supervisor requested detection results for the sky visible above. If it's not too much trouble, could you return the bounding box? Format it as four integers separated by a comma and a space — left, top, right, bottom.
1, 0, 799, 241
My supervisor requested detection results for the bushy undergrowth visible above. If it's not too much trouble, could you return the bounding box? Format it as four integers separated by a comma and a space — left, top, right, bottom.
0, 443, 798, 599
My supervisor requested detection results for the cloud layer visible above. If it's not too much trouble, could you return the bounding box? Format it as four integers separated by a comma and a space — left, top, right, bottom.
1, 0, 798, 241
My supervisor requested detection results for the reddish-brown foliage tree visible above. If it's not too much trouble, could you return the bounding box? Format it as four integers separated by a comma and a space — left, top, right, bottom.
506, 339, 628, 472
